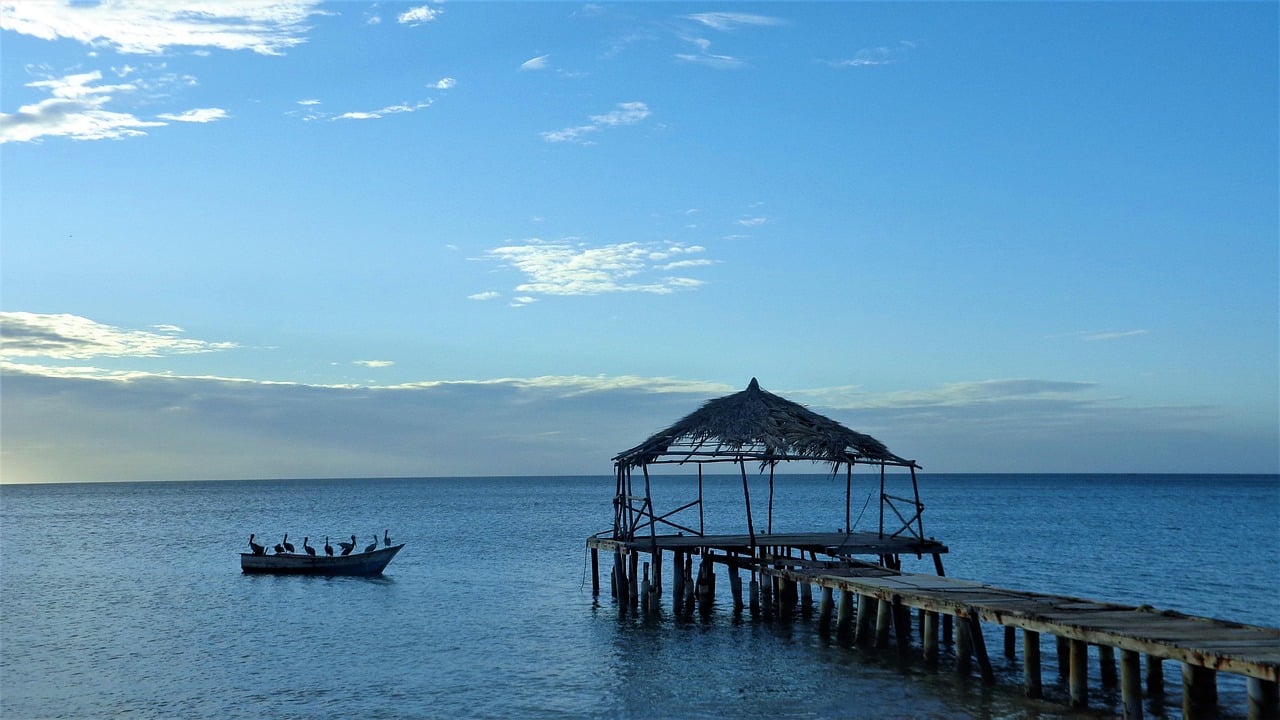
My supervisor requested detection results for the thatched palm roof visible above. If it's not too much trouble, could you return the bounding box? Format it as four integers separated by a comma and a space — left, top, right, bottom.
615, 378, 913, 468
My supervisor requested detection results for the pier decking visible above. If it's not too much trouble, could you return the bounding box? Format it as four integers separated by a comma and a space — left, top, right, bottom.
587, 533, 1280, 720
595, 380, 1279, 718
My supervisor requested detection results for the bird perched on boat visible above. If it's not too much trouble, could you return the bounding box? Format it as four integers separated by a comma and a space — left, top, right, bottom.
282, 534, 295, 554
248, 534, 266, 556
303, 537, 316, 557
338, 535, 356, 556
324, 536, 334, 557
383, 529, 391, 547
273, 542, 285, 554
364, 535, 378, 553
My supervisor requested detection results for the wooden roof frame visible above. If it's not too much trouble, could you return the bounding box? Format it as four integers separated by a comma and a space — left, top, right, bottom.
611, 378, 926, 550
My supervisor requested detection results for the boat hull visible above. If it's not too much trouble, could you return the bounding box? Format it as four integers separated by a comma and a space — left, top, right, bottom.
240, 544, 404, 576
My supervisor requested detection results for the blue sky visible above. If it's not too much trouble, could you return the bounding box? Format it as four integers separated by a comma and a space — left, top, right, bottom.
2, 1, 1276, 483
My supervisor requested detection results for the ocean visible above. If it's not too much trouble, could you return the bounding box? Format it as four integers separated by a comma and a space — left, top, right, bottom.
1, 473, 1276, 719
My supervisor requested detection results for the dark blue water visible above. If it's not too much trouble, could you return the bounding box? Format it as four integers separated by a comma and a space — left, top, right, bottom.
2, 474, 1276, 719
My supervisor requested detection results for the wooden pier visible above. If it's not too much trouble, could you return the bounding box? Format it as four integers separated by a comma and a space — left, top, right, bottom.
594, 379, 1279, 719
588, 533, 1280, 720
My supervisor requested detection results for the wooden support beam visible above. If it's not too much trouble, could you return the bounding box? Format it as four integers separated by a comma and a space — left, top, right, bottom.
923, 611, 939, 669
671, 551, 684, 613
1121, 649, 1144, 720
956, 614, 973, 677
875, 595, 893, 649
1023, 630, 1043, 699
1004, 626, 1016, 659
1147, 654, 1164, 697
1248, 678, 1279, 720
836, 589, 854, 641
1070, 639, 1089, 709
818, 586, 834, 635
891, 597, 911, 660
967, 609, 996, 685
1182, 663, 1218, 720
1057, 636, 1071, 679
1100, 644, 1118, 687
590, 548, 599, 597
856, 595, 877, 647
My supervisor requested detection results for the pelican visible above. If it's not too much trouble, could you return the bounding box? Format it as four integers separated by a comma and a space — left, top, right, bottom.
303, 537, 316, 557
273, 542, 285, 554
364, 535, 378, 553
339, 535, 356, 556
324, 536, 334, 557
248, 534, 266, 556
282, 534, 295, 554
383, 529, 391, 547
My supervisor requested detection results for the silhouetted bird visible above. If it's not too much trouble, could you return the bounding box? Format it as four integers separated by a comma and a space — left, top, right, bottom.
364, 535, 378, 553
383, 529, 391, 547
324, 536, 334, 557
248, 534, 266, 556
303, 537, 316, 557
282, 534, 295, 554
339, 535, 356, 556
273, 543, 285, 554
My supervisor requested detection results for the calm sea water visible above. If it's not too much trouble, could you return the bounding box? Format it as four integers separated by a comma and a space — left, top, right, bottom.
1, 474, 1276, 719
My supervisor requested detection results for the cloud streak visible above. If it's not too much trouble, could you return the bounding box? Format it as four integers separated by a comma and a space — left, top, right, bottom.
825, 41, 919, 68
5, 363, 1264, 483
0, 0, 322, 55
483, 239, 708, 296
541, 101, 650, 144
0, 312, 237, 360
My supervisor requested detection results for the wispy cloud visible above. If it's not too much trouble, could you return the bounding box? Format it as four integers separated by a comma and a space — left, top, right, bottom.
354, 360, 394, 368
682, 13, 787, 31
433, 77, 456, 90
0, 312, 237, 360
1079, 330, 1150, 342
0, 0, 322, 55
468, 291, 501, 301
520, 54, 551, 71
736, 216, 768, 227
541, 101, 650, 144
484, 239, 708, 296
825, 41, 919, 68
157, 108, 228, 123
334, 100, 432, 121
398, 5, 442, 26
0, 70, 164, 143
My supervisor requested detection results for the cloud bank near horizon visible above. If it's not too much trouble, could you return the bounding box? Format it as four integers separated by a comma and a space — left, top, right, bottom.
5, 359, 1268, 484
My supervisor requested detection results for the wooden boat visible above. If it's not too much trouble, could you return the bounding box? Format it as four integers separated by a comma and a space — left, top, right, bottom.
240, 544, 405, 576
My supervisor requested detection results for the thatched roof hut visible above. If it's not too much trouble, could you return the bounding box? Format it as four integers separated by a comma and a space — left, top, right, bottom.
615, 377, 914, 469
611, 378, 924, 548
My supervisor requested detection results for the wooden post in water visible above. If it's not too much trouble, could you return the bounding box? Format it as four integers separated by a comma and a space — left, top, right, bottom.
628, 550, 639, 609
1147, 654, 1165, 697
749, 575, 760, 615
671, 551, 685, 613
1120, 649, 1143, 720
591, 547, 599, 597
1004, 626, 1016, 659
1099, 644, 1118, 687
874, 596, 893, 649
683, 555, 695, 613
818, 586, 834, 634
640, 562, 651, 613
651, 550, 662, 610
891, 598, 911, 660
1247, 678, 1279, 720
1056, 636, 1071, 679
956, 614, 973, 677
800, 580, 812, 613
1182, 663, 1218, 720
1024, 630, 1043, 699
730, 566, 743, 612
856, 595, 877, 647
966, 609, 996, 685
1069, 639, 1089, 709
836, 589, 854, 641
922, 611, 939, 669
614, 549, 629, 607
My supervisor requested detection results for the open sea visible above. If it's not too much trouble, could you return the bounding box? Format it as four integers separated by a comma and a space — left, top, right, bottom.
1, 473, 1277, 719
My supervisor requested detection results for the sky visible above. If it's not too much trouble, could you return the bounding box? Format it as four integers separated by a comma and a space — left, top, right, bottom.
1, 1, 1276, 483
